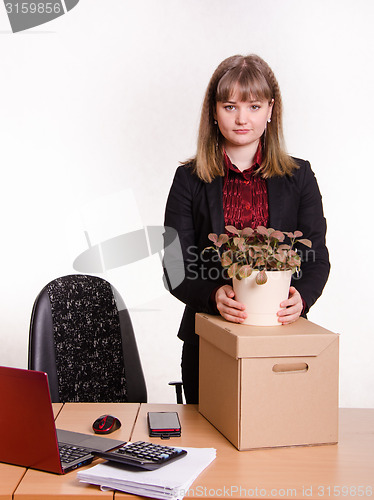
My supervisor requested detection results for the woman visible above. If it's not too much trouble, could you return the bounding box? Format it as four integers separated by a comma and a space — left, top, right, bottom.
163, 54, 330, 403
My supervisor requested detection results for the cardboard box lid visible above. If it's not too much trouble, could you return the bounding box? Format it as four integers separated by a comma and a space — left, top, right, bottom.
195, 314, 338, 358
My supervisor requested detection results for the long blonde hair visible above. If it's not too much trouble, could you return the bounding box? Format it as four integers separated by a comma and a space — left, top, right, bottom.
186, 54, 297, 183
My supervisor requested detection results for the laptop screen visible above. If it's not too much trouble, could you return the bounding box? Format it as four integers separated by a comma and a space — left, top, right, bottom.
0, 366, 63, 473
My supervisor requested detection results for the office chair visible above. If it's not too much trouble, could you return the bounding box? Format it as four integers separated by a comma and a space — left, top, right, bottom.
28, 274, 147, 403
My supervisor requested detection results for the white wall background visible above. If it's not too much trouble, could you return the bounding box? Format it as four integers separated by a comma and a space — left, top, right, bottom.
0, 0, 373, 407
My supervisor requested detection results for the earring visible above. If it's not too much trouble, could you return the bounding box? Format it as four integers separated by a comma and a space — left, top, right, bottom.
214, 120, 217, 125
267, 118, 271, 123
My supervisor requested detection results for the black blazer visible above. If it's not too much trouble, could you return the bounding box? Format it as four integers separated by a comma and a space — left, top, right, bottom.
163, 158, 330, 344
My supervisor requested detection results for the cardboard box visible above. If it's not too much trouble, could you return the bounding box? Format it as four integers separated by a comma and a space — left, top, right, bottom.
196, 314, 339, 450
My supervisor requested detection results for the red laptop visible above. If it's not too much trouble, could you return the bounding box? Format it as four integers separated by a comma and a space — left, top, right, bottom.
0, 366, 125, 474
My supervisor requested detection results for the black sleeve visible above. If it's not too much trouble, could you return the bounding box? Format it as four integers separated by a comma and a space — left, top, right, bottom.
292, 161, 330, 313
163, 166, 225, 314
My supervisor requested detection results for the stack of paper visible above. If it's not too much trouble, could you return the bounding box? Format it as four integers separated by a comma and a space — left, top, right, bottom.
78, 447, 216, 500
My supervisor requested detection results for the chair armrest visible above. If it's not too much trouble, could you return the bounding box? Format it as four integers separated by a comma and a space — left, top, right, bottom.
168, 381, 183, 404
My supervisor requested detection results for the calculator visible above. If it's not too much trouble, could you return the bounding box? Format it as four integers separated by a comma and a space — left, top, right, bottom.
93, 441, 187, 470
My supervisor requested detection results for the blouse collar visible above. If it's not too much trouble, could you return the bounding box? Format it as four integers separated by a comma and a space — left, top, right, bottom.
223, 143, 263, 181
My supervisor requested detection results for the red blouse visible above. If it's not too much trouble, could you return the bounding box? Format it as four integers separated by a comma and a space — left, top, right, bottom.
222, 147, 269, 230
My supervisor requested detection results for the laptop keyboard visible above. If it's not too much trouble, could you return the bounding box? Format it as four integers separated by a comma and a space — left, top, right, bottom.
59, 443, 91, 464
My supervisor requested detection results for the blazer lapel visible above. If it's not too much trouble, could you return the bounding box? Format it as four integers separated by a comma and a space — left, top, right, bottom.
267, 176, 285, 229
205, 176, 225, 235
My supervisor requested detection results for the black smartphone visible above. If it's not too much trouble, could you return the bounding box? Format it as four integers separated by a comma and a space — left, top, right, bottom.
147, 411, 181, 438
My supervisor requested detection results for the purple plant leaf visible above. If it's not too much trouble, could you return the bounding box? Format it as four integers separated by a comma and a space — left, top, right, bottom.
274, 252, 286, 262
256, 226, 268, 236
221, 250, 233, 267
208, 233, 218, 244
255, 257, 265, 267
225, 225, 240, 236
248, 248, 255, 258
270, 230, 285, 242
218, 234, 229, 246
241, 227, 254, 237
239, 265, 253, 278
228, 263, 240, 279
297, 238, 312, 248
288, 257, 301, 268
237, 240, 248, 252
256, 269, 268, 285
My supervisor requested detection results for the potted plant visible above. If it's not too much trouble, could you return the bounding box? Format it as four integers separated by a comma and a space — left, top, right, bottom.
206, 226, 312, 326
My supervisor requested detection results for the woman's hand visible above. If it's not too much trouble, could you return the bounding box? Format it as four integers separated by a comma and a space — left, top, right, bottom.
277, 286, 303, 325
215, 285, 247, 323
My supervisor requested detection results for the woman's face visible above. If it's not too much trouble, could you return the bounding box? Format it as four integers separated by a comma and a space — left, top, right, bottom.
215, 85, 273, 151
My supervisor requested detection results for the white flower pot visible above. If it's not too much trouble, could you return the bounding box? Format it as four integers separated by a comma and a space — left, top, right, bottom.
233, 270, 292, 326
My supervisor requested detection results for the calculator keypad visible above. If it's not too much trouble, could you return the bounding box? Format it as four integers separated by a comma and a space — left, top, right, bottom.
116, 442, 180, 462
94, 441, 187, 470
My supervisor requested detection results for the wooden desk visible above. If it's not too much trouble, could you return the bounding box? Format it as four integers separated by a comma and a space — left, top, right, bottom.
13, 403, 139, 500
2, 405, 373, 499
119, 405, 374, 500
0, 464, 26, 500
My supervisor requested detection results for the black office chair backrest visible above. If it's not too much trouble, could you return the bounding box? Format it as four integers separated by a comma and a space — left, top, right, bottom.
28, 274, 147, 403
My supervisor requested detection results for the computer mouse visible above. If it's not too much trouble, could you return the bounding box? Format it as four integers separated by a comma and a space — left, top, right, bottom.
92, 414, 121, 434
